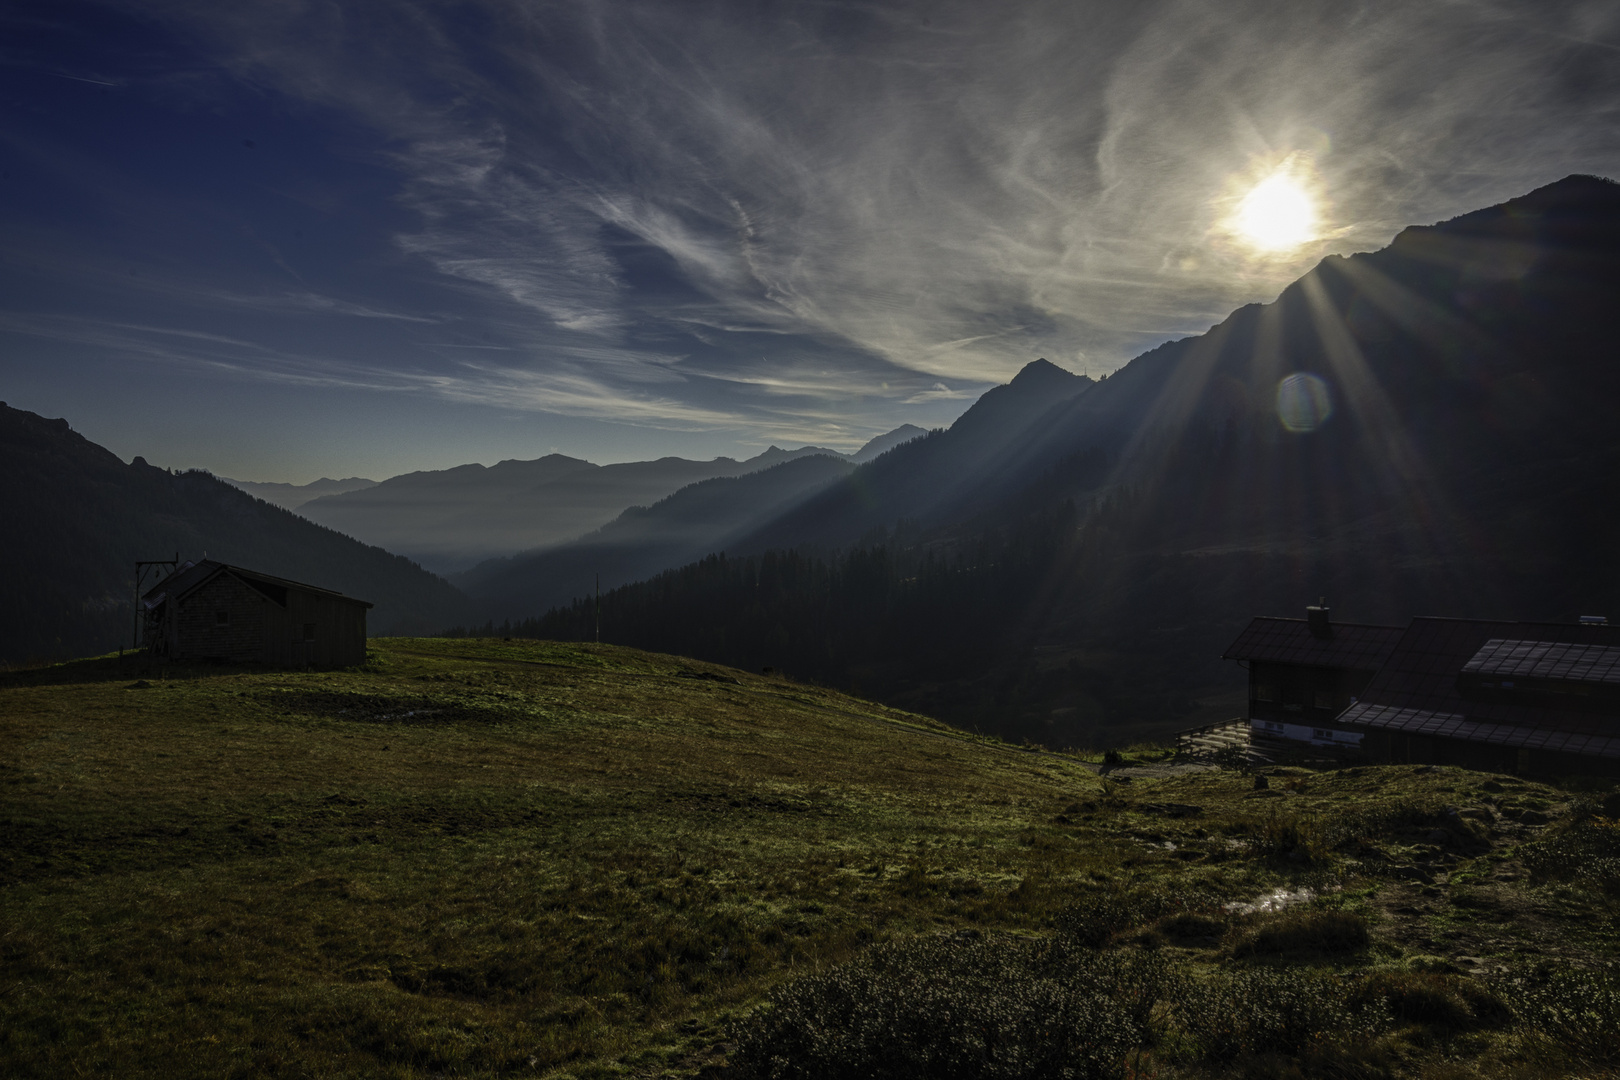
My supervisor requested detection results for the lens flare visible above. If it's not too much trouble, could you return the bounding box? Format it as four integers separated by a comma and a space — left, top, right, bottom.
1235, 169, 1317, 252
1276, 372, 1333, 432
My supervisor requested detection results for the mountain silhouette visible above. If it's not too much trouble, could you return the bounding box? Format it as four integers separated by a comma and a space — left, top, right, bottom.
852, 424, 928, 463
458, 453, 856, 618
731, 360, 1092, 552
513, 174, 1620, 743
0, 404, 467, 666
218, 475, 378, 511
298, 429, 922, 573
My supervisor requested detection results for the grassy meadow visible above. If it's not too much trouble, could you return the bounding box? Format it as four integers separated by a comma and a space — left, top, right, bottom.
2, 638, 1617, 1078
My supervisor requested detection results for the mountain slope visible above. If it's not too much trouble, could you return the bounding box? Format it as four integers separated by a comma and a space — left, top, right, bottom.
218, 475, 378, 511
458, 453, 856, 618
516, 175, 1620, 742
0, 404, 468, 664
852, 423, 927, 462
732, 360, 1093, 552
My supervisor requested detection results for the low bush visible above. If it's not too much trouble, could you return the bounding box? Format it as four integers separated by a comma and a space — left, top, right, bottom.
1351, 971, 1509, 1033
1230, 909, 1370, 958
1169, 967, 1389, 1063
1154, 911, 1227, 943
1495, 964, 1620, 1066
1521, 814, 1620, 885
728, 933, 1171, 1080
1054, 884, 1222, 948
1244, 810, 1334, 862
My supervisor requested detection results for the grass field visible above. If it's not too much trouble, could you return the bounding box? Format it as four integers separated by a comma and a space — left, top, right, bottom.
2, 638, 1617, 1078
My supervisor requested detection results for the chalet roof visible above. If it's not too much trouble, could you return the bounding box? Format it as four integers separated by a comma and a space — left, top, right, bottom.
1461, 639, 1620, 686
1339, 703, 1620, 759
1338, 617, 1620, 754
1221, 617, 1405, 670
143, 559, 372, 610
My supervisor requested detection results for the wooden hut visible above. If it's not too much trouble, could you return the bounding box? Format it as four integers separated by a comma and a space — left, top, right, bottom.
142, 560, 371, 667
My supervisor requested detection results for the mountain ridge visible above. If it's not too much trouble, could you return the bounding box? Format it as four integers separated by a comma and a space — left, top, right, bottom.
457, 453, 858, 616
511, 173, 1620, 742
0, 403, 469, 665
296, 428, 927, 573
219, 475, 379, 511
723, 361, 1094, 553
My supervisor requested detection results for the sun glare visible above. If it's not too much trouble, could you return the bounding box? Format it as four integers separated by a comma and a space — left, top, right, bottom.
1233, 168, 1317, 252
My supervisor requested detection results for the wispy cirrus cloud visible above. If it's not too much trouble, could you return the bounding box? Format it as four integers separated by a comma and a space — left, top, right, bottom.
255, 0, 1614, 383
15, 0, 1620, 473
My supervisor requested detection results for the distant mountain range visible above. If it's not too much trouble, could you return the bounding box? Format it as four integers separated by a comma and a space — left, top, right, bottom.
451, 368, 1098, 619
219, 475, 378, 511
286, 425, 927, 574
459, 452, 859, 617
0, 404, 468, 665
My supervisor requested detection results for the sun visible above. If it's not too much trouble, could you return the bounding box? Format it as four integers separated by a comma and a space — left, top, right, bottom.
1232, 166, 1318, 252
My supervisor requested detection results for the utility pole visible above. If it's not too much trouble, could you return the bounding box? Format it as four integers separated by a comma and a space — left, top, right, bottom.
594, 573, 600, 644
132, 553, 180, 652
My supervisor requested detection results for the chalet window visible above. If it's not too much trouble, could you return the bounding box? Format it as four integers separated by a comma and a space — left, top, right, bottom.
215, 610, 230, 627
1313, 689, 1336, 710
302, 623, 316, 642
1253, 682, 1278, 702
1312, 728, 1334, 740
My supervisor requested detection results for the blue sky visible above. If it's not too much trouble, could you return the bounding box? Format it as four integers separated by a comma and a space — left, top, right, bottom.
4, 0, 1618, 482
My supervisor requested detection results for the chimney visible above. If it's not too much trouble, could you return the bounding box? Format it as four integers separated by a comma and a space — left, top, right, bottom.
1307, 597, 1332, 639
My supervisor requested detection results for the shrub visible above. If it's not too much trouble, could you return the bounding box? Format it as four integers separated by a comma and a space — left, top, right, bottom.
1523, 815, 1620, 887
1155, 912, 1226, 943
1054, 884, 1222, 948
1244, 810, 1333, 862
1230, 910, 1370, 958
1495, 964, 1620, 1066
728, 933, 1171, 1080
1170, 967, 1389, 1063
1351, 971, 1508, 1033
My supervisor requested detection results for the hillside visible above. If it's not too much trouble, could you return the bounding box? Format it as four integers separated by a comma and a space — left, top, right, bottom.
2, 639, 1615, 1078
219, 475, 378, 511
458, 453, 857, 620
733, 359, 1094, 552
0, 404, 469, 665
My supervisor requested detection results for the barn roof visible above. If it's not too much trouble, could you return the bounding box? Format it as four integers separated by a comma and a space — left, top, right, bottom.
1338, 617, 1620, 755
143, 559, 373, 610
1221, 617, 1405, 670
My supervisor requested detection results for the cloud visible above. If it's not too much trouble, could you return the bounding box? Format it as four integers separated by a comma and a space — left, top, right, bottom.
200, 290, 443, 322
0, 309, 884, 445
57, 0, 1620, 450
903, 382, 975, 405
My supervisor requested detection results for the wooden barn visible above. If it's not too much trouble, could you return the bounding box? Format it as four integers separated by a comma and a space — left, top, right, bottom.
1221, 605, 1405, 752
142, 560, 372, 668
